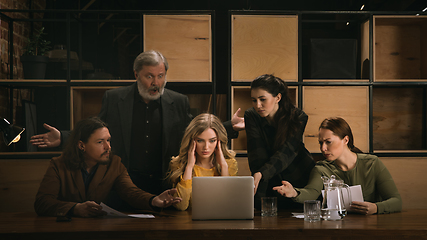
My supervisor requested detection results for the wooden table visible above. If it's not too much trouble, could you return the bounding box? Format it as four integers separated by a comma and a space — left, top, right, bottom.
1, 209, 426, 240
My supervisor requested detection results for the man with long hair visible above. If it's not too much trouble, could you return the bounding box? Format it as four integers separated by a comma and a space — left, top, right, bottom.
34, 117, 181, 217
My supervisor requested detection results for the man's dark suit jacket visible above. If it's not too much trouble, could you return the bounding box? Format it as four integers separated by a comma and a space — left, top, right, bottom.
98, 83, 193, 179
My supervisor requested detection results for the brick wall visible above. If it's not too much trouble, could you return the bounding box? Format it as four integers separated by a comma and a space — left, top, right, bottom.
0, 0, 46, 151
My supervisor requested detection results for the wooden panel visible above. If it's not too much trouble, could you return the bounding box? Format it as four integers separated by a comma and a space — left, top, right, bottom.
231, 87, 252, 152
361, 20, 370, 79
231, 86, 297, 152
186, 94, 213, 117
215, 94, 227, 123
71, 87, 116, 128
374, 16, 427, 81
303, 86, 369, 153
381, 157, 427, 210
236, 157, 251, 176
373, 87, 424, 150
185, 94, 227, 122
0, 159, 50, 212
144, 15, 211, 82
422, 23, 427, 78
232, 15, 298, 82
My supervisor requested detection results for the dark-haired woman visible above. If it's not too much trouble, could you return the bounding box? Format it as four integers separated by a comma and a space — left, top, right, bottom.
273, 117, 402, 215
245, 74, 315, 210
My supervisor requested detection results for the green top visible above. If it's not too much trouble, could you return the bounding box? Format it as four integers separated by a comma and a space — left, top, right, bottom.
293, 153, 402, 214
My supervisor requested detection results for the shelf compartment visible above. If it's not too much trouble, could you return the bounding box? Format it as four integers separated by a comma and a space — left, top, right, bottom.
143, 15, 212, 82
373, 87, 425, 150
186, 94, 227, 121
303, 86, 369, 153
230, 85, 297, 152
231, 15, 298, 82
71, 87, 116, 128
374, 16, 427, 81
71, 87, 224, 129
301, 13, 370, 80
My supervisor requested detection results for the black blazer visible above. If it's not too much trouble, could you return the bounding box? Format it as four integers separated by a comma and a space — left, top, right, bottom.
97, 82, 193, 177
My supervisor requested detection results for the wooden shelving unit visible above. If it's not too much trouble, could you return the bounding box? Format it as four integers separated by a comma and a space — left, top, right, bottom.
229, 11, 427, 156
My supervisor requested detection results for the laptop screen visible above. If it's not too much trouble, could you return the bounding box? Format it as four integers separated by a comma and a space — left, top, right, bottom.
192, 176, 254, 220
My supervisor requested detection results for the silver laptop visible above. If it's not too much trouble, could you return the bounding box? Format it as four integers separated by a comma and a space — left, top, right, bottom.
191, 176, 254, 220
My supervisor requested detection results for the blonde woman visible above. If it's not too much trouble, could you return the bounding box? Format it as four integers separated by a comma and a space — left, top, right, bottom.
166, 113, 238, 210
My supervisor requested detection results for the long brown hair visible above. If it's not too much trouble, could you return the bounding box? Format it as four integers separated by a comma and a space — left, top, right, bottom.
319, 117, 363, 153
62, 117, 112, 170
251, 74, 301, 150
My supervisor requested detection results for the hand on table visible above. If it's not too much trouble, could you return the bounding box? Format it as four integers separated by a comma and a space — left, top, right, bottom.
350, 201, 378, 215
73, 201, 106, 218
152, 189, 182, 208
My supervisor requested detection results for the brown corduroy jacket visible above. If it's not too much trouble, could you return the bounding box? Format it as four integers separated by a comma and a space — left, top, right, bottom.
34, 154, 155, 217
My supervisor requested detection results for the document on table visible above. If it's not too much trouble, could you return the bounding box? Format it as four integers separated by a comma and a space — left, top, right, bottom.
322, 185, 364, 210
292, 186, 364, 219
100, 202, 155, 218
291, 212, 304, 218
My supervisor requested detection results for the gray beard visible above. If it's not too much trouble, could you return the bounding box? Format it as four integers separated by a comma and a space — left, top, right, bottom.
137, 80, 166, 101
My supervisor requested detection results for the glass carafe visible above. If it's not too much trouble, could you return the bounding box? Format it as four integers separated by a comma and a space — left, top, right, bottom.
321, 175, 352, 221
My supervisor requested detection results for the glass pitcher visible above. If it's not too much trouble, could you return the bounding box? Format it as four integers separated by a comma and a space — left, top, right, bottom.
321, 175, 352, 221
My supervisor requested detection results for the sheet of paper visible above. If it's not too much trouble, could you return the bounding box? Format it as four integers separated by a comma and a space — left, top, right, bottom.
128, 214, 155, 218
291, 212, 304, 219
322, 185, 364, 210
100, 202, 155, 218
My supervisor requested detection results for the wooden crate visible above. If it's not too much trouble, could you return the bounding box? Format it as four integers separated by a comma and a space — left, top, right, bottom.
361, 20, 370, 79
231, 87, 252, 152
144, 15, 212, 82
186, 94, 227, 122
303, 86, 369, 153
0, 159, 50, 212
382, 157, 427, 210
374, 16, 427, 81
231, 86, 297, 152
373, 87, 424, 150
231, 15, 298, 82
71, 87, 116, 128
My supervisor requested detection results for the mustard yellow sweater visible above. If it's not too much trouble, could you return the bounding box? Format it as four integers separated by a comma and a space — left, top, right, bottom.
173, 158, 238, 210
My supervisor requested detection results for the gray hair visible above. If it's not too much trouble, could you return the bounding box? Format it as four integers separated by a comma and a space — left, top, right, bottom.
133, 50, 169, 73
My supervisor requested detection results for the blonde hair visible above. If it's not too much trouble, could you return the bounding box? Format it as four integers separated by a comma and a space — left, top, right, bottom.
166, 113, 235, 185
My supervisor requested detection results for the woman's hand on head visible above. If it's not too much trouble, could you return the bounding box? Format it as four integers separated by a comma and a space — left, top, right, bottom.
187, 140, 197, 167
73, 201, 106, 218
350, 201, 378, 215
272, 181, 298, 198
215, 140, 227, 166
215, 140, 230, 176
182, 140, 197, 181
